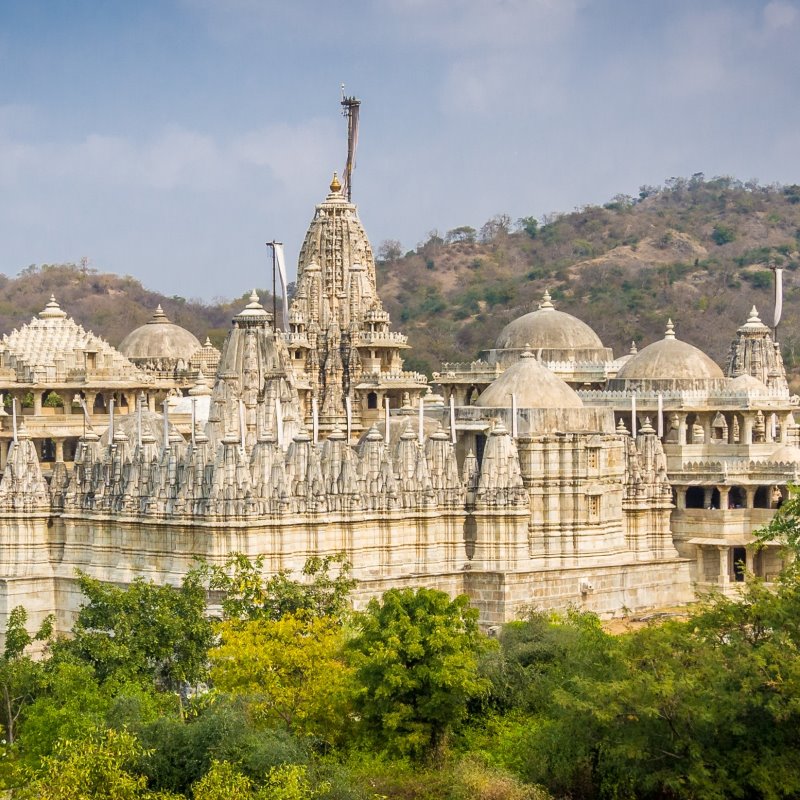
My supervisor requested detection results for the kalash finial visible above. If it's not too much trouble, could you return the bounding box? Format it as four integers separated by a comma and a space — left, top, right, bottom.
664, 319, 676, 339
539, 290, 555, 311
330, 172, 342, 194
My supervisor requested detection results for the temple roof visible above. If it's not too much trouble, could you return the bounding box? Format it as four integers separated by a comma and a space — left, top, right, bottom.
494, 291, 607, 355
0, 296, 144, 382
118, 305, 202, 362
476, 351, 583, 409
615, 320, 724, 383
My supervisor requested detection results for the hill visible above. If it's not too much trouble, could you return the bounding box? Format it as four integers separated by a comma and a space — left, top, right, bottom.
3, 176, 800, 389
0, 262, 273, 351
375, 176, 800, 387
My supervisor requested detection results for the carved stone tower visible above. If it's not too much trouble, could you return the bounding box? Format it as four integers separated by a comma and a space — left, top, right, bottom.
283, 174, 426, 436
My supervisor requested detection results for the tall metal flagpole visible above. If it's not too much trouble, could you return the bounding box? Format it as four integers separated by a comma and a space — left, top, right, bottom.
266, 241, 283, 330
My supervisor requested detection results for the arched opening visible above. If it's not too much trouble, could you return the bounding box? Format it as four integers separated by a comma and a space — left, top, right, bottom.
729, 486, 746, 509
40, 438, 56, 462
754, 486, 772, 509
367, 392, 378, 410
685, 487, 705, 509
93, 394, 106, 412
732, 546, 747, 582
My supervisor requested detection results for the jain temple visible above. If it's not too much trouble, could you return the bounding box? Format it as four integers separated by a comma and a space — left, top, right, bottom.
0, 171, 797, 636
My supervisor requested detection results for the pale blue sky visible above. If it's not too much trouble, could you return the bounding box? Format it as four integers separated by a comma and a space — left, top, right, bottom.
1, 0, 798, 300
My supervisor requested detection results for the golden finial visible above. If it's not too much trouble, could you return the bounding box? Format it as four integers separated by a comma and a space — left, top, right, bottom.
330, 172, 342, 193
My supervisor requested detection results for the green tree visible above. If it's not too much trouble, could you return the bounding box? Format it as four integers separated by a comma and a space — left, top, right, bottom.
16, 729, 176, 800
348, 588, 492, 761
64, 572, 213, 692
209, 613, 353, 743
203, 553, 355, 623
711, 223, 736, 245
0, 607, 52, 744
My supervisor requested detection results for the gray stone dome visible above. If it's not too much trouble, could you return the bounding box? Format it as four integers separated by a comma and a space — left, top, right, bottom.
119, 306, 202, 363
729, 373, 767, 393
476, 352, 583, 409
495, 291, 604, 352
613, 320, 724, 388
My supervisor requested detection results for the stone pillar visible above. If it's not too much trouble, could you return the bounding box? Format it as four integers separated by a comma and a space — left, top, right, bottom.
702, 413, 712, 445
782, 412, 792, 444
678, 413, 688, 445
0, 440, 7, 471
84, 392, 97, 415
717, 485, 730, 510
765, 413, 774, 444
727, 413, 736, 445
745, 547, 754, 575
55, 439, 65, 463
745, 487, 755, 509
742, 413, 753, 446
148, 394, 156, 412
703, 487, 713, 508
717, 546, 729, 585
697, 546, 705, 583
676, 486, 687, 510
33, 392, 43, 415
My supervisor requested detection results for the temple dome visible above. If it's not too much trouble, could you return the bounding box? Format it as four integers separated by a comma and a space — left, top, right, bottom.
613, 320, 724, 387
729, 373, 767, 393
119, 306, 202, 363
770, 444, 800, 465
495, 291, 605, 352
476, 352, 583, 409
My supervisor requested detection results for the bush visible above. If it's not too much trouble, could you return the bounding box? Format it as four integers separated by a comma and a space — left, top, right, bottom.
711, 224, 736, 245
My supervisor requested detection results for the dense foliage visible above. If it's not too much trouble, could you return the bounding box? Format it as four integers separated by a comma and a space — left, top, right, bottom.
4, 528, 800, 798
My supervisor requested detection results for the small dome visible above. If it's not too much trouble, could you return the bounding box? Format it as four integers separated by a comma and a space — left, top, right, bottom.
729, 373, 767, 393
476, 352, 583, 409
614, 320, 724, 385
495, 291, 605, 352
119, 305, 202, 362
770, 444, 800, 464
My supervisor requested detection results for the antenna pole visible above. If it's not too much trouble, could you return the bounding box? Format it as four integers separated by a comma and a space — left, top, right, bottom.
266, 241, 278, 329
340, 90, 361, 202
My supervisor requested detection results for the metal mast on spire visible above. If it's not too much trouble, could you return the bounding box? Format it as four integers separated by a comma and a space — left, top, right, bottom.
340, 85, 361, 202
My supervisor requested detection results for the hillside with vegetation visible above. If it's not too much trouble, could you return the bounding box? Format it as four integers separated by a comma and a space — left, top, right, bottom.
3, 176, 800, 390
376, 176, 800, 386
0, 262, 271, 352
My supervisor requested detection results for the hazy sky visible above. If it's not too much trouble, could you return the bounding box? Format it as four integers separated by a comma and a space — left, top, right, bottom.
1, 0, 799, 300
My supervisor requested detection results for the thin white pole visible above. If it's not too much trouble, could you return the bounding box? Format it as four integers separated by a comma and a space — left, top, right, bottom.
418, 395, 425, 445
345, 396, 352, 443
511, 393, 518, 439
312, 397, 319, 445
384, 396, 391, 444
449, 394, 456, 445
11, 398, 17, 443
275, 397, 284, 448
109, 398, 114, 443
239, 399, 246, 449
137, 395, 142, 448
162, 400, 169, 450
631, 391, 637, 438
191, 398, 196, 447
657, 392, 663, 439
